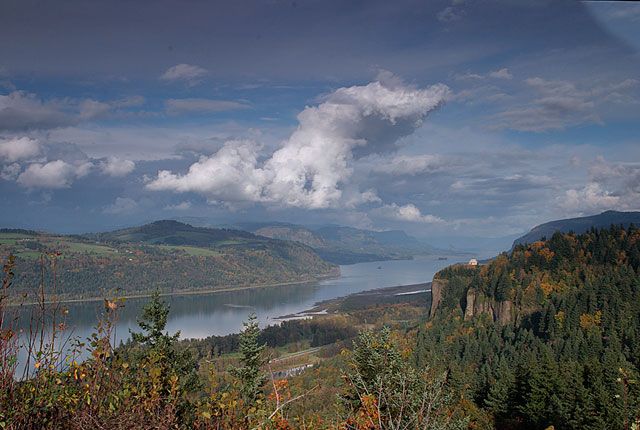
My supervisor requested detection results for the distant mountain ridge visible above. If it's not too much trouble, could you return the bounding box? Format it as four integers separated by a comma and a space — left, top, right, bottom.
512, 210, 640, 248
172, 218, 443, 264
236, 222, 438, 264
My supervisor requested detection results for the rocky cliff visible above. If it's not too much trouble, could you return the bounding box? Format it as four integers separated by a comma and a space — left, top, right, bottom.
429, 278, 444, 317
463, 288, 513, 324
430, 268, 515, 324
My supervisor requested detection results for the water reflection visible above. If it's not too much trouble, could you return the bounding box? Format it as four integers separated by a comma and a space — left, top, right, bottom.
16, 256, 462, 369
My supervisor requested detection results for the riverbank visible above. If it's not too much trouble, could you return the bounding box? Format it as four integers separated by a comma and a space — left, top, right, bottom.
275, 281, 432, 320
10, 270, 341, 307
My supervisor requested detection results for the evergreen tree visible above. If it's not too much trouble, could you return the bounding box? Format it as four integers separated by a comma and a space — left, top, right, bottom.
484, 356, 514, 418
495, 270, 511, 301
131, 291, 178, 348
231, 312, 267, 405
416, 226, 640, 429
130, 291, 200, 394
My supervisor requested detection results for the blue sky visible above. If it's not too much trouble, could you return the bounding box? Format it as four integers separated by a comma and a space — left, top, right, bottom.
0, 0, 639, 244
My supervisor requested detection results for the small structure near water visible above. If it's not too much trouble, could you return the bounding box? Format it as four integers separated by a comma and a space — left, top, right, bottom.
468, 258, 478, 266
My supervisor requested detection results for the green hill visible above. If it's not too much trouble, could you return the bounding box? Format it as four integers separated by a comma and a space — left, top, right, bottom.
1, 221, 338, 302
91, 220, 259, 246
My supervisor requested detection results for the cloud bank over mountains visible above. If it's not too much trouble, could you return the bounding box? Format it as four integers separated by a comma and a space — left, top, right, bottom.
147, 76, 449, 219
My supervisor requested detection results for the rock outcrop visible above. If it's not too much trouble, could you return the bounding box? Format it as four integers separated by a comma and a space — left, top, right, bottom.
462, 288, 513, 324
429, 278, 445, 317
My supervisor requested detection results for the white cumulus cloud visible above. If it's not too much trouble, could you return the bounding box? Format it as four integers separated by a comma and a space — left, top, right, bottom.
160, 64, 208, 86
0, 136, 41, 162
103, 197, 139, 214
147, 75, 450, 209
17, 159, 92, 189
374, 203, 444, 224
560, 183, 620, 213
148, 140, 269, 204
558, 156, 640, 214
99, 156, 136, 177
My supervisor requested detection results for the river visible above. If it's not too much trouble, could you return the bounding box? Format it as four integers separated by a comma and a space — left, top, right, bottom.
15, 255, 464, 371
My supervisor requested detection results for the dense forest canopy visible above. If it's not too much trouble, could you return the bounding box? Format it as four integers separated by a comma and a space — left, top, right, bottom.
418, 225, 640, 429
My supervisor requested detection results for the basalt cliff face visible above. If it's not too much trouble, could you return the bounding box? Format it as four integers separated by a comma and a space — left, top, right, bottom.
429, 278, 444, 317
429, 264, 516, 324
463, 288, 513, 324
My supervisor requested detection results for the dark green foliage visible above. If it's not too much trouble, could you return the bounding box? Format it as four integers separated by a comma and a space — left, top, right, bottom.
231, 313, 267, 405
131, 291, 177, 346
181, 318, 357, 360
417, 226, 640, 429
350, 327, 404, 391
95, 220, 257, 245
129, 292, 200, 395
483, 356, 514, 417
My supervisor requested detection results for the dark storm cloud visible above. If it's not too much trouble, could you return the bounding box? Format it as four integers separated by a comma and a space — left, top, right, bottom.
0, 92, 76, 131
0, 91, 149, 132
489, 77, 640, 132
0, 0, 626, 82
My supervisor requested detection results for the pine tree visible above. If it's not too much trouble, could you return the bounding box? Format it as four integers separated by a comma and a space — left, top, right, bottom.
231, 312, 266, 405
130, 291, 200, 394
131, 291, 178, 349
485, 356, 515, 418
495, 270, 512, 301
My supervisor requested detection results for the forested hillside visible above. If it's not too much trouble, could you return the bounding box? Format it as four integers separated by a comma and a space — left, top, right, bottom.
0, 221, 337, 302
512, 210, 640, 247
420, 225, 640, 429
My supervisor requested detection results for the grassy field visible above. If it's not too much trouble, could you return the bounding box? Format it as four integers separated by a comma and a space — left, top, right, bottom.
61, 241, 118, 255
0, 233, 37, 245
0, 233, 119, 260
158, 245, 221, 256
14, 250, 41, 259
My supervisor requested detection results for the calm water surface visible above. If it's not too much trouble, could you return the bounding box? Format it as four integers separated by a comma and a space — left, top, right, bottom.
16, 256, 463, 369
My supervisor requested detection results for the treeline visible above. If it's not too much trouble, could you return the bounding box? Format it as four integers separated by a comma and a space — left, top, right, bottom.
180, 318, 358, 359
417, 225, 640, 429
